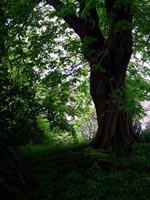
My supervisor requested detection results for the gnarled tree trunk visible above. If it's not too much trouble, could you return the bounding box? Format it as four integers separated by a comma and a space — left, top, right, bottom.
46, 0, 137, 152
89, 67, 136, 151
83, 2, 137, 151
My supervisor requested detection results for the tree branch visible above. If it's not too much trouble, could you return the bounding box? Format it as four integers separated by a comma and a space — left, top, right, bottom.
46, 0, 105, 46
104, 0, 133, 74
45, 0, 85, 39
32, 0, 105, 50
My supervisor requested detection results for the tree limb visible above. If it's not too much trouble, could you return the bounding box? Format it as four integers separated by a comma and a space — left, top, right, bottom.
46, 0, 105, 45
32, 0, 105, 48
45, 0, 85, 39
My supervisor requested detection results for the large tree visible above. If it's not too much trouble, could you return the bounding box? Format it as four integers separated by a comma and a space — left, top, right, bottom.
41, 0, 137, 151
6, 0, 149, 151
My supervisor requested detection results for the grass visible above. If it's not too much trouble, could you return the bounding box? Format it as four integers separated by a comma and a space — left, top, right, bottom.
0, 141, 150, 200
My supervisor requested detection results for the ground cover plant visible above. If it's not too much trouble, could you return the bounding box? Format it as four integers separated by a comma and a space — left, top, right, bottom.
0, 140, 150, 200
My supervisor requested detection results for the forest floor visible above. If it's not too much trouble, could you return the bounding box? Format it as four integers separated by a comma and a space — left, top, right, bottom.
0, 142, 150, 200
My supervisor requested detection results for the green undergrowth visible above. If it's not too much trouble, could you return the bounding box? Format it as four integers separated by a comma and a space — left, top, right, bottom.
0, 142, 150, 200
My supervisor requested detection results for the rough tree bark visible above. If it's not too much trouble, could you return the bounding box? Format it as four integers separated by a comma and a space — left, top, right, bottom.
86, 1, 137, 151
45, 0, 137, 152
